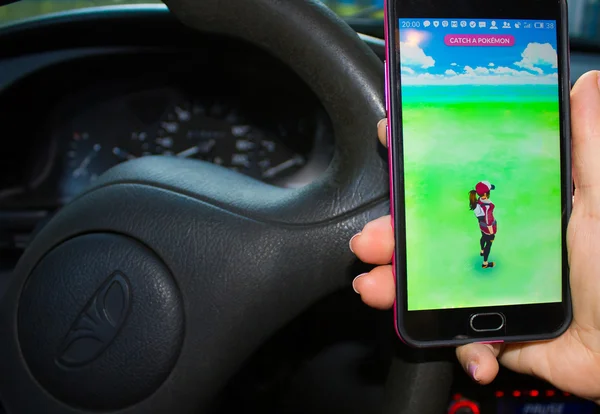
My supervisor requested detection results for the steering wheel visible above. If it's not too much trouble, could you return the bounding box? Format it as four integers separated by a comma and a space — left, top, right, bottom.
0, 1, 452, 413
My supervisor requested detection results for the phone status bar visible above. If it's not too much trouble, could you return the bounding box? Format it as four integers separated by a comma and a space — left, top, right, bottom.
400, 19, 556, 30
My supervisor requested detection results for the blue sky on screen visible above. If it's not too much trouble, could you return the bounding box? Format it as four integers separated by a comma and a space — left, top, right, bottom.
399, 19, 559, 85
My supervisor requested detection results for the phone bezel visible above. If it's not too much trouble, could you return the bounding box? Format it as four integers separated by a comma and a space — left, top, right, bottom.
385, 0, 573, 347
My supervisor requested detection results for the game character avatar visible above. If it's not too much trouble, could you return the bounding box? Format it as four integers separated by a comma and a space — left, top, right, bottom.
469, 181, 497, 269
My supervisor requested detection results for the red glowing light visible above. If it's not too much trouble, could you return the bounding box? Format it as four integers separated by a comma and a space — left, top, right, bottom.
513, 390, 521, 397
546, 390, 555, 397
530, 390, 539, 397
453, 394, 462, 401
564, 392, 570, 397
495, 391, 504, 398
449, 400, 480, 414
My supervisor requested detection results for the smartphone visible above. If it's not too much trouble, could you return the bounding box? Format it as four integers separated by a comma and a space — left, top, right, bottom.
384, 0, 572, 347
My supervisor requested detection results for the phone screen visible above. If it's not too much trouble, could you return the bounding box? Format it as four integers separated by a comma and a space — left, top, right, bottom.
398, 18, 563, 311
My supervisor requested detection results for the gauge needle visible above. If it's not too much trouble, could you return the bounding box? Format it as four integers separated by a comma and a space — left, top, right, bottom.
73, 155, 92, 178
73, 145, 101, 178
113, 147, 137, 161
176, 140, 216, 158
176, 147, 200, 158
262, 155, 304, 179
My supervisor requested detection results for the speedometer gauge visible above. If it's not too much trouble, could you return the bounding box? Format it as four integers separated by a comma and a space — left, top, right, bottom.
155, 101, 306, 182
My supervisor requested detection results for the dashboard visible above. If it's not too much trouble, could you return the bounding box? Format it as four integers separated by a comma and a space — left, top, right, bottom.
0, 51, 333, 210
42, 85, 327, 204
1, 5, 600, 414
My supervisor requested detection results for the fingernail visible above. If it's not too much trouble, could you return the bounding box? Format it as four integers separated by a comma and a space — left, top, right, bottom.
377, 119, 386, 128
349, 233, 361, 253
597, 71, 600, 90
467, 362, 479, 382
352, 273, 368, 294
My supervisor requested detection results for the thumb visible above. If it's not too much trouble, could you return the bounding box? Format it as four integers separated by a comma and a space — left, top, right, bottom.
571, 71, 600, 201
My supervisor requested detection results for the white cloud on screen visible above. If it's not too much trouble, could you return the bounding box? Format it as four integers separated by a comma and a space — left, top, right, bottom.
400, 42, 435, 68
514, 42, 558, 73
401, 42, 558, 85
401, 66, 416, 74
402, 65, 558, 85
463, 66, 490, 75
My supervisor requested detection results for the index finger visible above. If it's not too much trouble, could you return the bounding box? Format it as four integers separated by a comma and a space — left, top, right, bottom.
378, 118, 388, 147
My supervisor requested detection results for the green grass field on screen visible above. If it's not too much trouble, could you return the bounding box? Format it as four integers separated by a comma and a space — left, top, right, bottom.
403, 84, 563, 311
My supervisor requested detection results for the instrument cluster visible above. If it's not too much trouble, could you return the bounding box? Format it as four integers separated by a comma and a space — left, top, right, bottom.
2, 84, 333, 208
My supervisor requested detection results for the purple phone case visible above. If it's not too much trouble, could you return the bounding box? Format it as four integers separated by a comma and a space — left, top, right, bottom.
384, 0, 573, 348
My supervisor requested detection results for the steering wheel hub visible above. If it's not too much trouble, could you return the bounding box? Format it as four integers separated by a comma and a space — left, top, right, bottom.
17, 233, 184, 410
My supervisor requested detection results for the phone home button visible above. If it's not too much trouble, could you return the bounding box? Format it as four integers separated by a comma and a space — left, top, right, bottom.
470, 313, 505, 332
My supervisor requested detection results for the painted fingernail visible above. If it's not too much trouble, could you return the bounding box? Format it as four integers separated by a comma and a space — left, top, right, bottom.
467, 362, 479, 382
349, 233, 361, 253
352, 273, 368, 294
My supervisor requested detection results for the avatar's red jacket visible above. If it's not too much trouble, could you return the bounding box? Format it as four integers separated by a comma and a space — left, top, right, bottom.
474, 199, 497, 235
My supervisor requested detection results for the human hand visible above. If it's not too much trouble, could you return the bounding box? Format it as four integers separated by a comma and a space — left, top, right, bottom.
350, 71, 600, 404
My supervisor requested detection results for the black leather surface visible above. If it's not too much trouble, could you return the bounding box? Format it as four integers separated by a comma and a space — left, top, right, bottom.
383, 347, 454, 414
0, 1, 451, 413
1, 181, 387, 414
18, 234, 183, 411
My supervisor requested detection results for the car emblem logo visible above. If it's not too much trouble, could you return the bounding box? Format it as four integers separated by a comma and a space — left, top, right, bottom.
56, 272, 131, 368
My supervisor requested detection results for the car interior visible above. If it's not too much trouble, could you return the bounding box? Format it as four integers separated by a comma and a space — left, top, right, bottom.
1, 1, 600, 413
